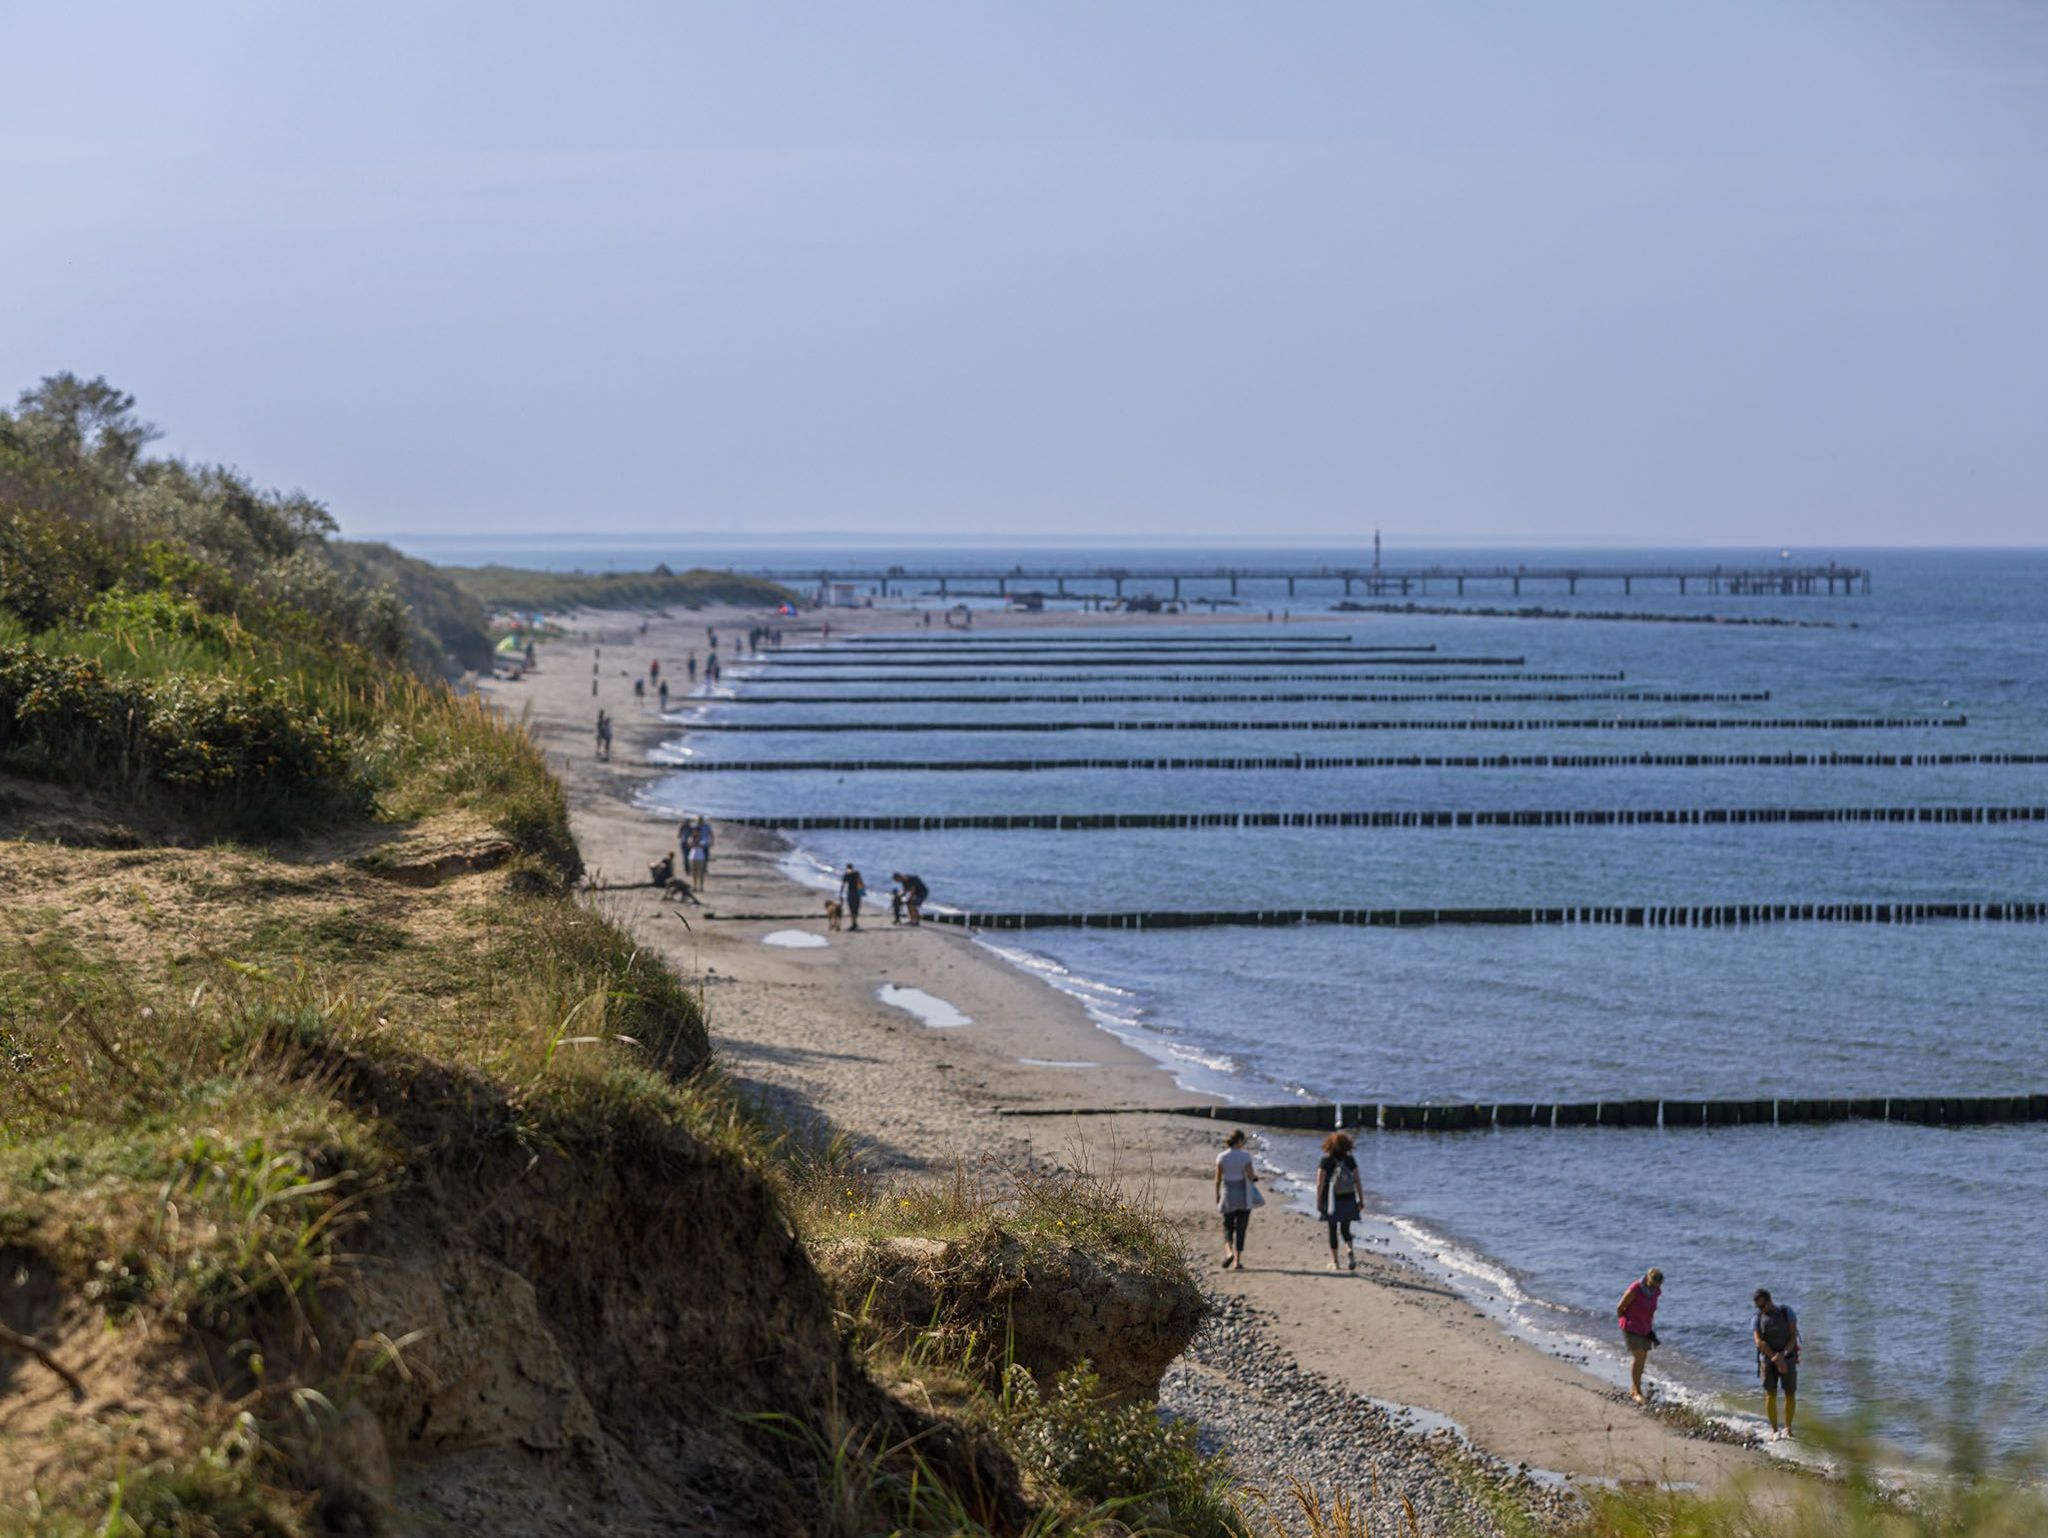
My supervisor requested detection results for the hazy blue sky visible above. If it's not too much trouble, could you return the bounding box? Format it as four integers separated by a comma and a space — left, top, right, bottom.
4, 2, 2045, 546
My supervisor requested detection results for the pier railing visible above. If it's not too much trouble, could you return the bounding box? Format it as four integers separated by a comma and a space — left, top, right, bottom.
734, 561, 1873, 599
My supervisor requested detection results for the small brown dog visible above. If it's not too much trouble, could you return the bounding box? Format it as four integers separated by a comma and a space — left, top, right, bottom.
824, 898, 843, 931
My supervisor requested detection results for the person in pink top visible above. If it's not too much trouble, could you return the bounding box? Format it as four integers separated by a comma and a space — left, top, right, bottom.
1617, 1267, 1665, 1404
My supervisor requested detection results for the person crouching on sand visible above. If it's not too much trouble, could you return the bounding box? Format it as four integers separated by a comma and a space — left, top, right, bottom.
1618, 1267, 1665, 1404
1316, 1131, 1363, 1271
1213, 1130, 1262, 1270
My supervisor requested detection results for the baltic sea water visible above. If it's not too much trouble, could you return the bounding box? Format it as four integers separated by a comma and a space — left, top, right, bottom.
417, 538, 2048, 1452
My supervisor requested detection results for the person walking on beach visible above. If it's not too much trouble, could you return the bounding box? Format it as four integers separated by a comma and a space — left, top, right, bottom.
1752, 1288, 1801, 1438
684, 820, 709, 890
687, 652, 697, 682
1618, 1267, 1664, 1404
595, 709, 613, 761
838, 864, 866, 930
1315, 1131, 1363, 1272
1213, 1130, 1261, 1270
658, 679, 669, 710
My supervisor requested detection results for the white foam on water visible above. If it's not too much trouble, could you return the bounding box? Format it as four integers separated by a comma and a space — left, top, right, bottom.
761, 930, 829, 949
971, 936, 1241, 1091
877, 984, 973, 1029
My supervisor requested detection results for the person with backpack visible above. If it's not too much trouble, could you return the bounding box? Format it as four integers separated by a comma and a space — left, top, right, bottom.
1315, 1131, 1364, 1271
1617, 1267, 1665, 1404
1752, 1288, 1801, 1438
1212, 1129, 1262, 1270
838, 864, 867, 931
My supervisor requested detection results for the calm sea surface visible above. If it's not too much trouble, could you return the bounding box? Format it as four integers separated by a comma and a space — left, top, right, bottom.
442, 540, 2048, 1453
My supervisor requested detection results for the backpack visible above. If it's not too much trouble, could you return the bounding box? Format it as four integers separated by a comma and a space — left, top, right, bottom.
1330, 1158, 1359, 1200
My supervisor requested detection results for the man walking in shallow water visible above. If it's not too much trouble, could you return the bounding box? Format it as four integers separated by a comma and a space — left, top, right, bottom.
1752, 1288, 1801, 1438
1618, 1267, 1664, 1404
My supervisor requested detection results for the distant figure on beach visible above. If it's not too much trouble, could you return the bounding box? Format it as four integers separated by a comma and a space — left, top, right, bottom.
595, 709, 612, 761
706, 653, 721, 684
633, 676, 645, 702
1752, 1288, 1801, 1438
838, 863, 866, 930
658, 679, 669, 710
1617, 1267, 1665, 1404
890, 872, 928, 925
524, 641, 535, 667
707, 627, 718, 648
1214, 1129, 1261, 1270
648, 851, 675, 888
1315, 1131, 1362, 1271
684, 820, 710, 889
649, 657, 660, 681
687, 652, 698, 681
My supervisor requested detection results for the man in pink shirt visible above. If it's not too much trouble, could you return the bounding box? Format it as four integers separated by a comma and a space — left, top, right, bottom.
1617, 1267, 1664, 1404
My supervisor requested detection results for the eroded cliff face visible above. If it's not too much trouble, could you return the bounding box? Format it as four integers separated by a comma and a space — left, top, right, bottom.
817, 1225, 1205, 1404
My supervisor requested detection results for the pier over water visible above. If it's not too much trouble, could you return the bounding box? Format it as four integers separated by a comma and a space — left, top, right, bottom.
734, 560, 1873, 600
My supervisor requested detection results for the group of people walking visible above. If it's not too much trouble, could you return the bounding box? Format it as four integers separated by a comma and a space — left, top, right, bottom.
1214, 1133, 1805, 1436
678, 816, 713, 887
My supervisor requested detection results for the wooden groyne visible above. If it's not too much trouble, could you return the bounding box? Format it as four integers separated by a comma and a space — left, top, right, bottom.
720, 805, 2048, 833
657, 751, 2048, 774
678, 714, 1968, 735
832, 635, 1391, 649
749, 671, 1629, 685
722, 689, 1770, 706
765, 652, 1526, 668
994, 1096, 2048, 1130
927, 900, 2048, 932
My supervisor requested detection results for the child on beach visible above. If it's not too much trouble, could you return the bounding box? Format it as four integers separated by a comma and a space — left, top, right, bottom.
1617, 1267, 1665, 1404
1213, 1130, 1262, 1270
1315, 1131, 1363, 1271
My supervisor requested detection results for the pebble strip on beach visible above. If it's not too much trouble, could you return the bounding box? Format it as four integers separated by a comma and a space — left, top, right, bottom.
1161, 1292, 1581, 1535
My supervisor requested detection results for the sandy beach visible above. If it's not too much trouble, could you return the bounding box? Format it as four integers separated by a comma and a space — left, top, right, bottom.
485, 600, 1783, 1501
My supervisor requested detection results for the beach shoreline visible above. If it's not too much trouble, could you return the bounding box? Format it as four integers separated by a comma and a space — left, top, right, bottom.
487, 599, 1785, 1499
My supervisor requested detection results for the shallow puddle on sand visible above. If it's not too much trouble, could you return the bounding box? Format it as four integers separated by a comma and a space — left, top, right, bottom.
877, 983, 973, 1028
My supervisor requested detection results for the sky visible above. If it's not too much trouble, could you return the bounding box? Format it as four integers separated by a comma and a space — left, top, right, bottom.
3, 2, 2046, 548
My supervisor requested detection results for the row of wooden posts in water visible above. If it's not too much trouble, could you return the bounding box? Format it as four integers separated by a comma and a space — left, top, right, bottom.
997, 1096, 2048, 1130
663, 750, 2048, 773
926, 900, 2048, 931
718, 689, 1773, 706
725, 803, 2048, 832
680, 714, 1970, 734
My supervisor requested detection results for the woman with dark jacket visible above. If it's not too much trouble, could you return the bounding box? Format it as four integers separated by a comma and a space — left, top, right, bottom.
1315, 1131, 1364, 1271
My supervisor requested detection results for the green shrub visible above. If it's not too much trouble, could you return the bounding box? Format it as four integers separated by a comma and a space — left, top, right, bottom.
1003, 1364, 1247, 1538
0, 503, 128, 630
0, 645, 370, 828
0, 644, 148, 775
